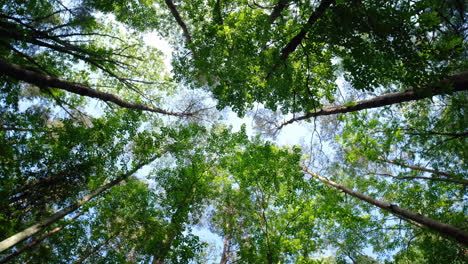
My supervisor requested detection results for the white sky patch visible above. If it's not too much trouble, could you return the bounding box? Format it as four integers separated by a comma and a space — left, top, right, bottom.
144, 32, 173, 72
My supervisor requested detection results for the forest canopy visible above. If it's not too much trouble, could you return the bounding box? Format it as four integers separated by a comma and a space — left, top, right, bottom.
0, 0, 467, 263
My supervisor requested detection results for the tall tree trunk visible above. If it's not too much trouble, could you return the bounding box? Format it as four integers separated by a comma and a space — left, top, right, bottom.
304, 169, 468, 246
0, 210, 85, 263
0, 60, 192, 117
278, 72, 468, 129
151, 177, 200, 264
219, 236, 231, 264
0, 157, 157, 253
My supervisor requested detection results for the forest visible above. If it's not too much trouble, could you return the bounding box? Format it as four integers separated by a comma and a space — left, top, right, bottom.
0, 0, 467, 263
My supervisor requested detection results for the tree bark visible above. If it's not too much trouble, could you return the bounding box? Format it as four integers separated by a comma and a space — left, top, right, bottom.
0, 211, 85, 263
279, 0, 335, 61
269, 0, 290, 24
0, 60, 192, 117
219, 236, 231, 264
278, 71, 468, 129
164, 0, 193, 44
304, 169, 468, 246
0, 157, 157, 253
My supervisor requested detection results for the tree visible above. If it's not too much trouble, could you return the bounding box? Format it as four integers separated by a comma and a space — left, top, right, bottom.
0, 0, 467, 263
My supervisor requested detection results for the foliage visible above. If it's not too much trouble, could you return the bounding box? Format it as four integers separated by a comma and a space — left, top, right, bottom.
0, 0, 466, 264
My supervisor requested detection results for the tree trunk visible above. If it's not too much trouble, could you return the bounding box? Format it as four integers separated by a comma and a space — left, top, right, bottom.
279, 72, 468, 128
0, 210, 85, 263
151, 216, 182, 264
279, 0, 335, 61
0, 158, 157, 253
219, 236, 231, 264
304, 169, 468, 246
0, 59, 191, 117
164, 0, 192, 44
269, 0, 290, 24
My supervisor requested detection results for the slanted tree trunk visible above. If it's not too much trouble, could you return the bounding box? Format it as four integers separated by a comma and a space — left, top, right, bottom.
278, 72, 468, 129
164, 0, 192, 44
0, 157, 157, 253
279, 0, 335, 61
0, 60, 192, 117
304, 169, 468, 246
0, 210, 85, 263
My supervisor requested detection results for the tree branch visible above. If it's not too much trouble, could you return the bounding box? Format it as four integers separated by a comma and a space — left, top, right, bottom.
277, 72, 468, 129
380, 159, 461, 180
279, 0, 335, 61
164, 0, 193, 44
0, 60, 193, 117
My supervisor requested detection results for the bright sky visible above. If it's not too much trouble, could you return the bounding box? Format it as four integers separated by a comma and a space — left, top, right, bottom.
142, 32, 321, 263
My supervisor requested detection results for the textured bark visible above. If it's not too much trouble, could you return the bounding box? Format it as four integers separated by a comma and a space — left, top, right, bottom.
0, 60, 191, 117
269, 0, 290, 24
164, 0, 193, 43
279, 0, 335, 61
0, 211, 84, 263
304, 169, 468, 246
0, 158, 157, 253
279, 71, 468, 129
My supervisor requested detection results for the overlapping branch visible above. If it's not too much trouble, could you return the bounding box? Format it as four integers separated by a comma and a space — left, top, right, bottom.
277, 72, 468, 129
0, 60, 193, 117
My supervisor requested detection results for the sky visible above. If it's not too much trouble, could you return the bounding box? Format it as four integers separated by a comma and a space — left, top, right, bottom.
142, 32, 314, 148
141, 32, 337, 263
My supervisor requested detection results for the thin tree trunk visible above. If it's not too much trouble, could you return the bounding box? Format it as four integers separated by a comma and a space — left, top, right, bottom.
164, 0, 193, 44
219, 236, 231, 264
0, 60, 192, 117
269, 0, 290, 24
381, 159, 459, 180
278, 72, 468, 129
304, 169, 468, 246
279, 0, 335, 61
0, 210, 85, 263
0, 157, 157, 253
